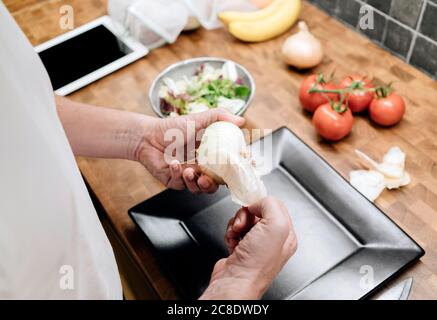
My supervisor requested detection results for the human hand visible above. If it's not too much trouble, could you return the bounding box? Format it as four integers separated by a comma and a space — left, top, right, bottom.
200, 197, 297, 300
136, 109, 244, 193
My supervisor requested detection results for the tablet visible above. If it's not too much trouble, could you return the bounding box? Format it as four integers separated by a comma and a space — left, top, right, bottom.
35, 16, 148, 96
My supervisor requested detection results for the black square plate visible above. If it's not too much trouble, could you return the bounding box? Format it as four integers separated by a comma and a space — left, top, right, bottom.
129, 127, 424, 300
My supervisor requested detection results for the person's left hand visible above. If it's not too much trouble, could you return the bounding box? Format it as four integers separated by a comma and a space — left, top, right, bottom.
136, 108, 245, 193
200, 197, 297, 300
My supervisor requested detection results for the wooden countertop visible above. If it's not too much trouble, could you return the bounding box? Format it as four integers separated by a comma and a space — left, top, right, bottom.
8, 0, 437, 299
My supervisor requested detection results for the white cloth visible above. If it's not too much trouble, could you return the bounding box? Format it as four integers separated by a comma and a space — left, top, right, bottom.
0, 3, 122, 299
108, 0, 256, 48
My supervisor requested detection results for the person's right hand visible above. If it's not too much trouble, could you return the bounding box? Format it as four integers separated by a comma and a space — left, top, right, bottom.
200, 197, 297, 300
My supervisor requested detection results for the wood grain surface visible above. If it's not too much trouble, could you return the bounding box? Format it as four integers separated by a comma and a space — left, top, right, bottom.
6, 0, 437, 299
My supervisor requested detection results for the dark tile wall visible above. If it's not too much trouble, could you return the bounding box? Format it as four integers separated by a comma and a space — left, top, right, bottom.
307, 0, 437, 80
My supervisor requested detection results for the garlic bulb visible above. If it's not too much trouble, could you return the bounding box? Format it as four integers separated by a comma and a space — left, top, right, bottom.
197, 122, 267, 206
281, 21, 324, 69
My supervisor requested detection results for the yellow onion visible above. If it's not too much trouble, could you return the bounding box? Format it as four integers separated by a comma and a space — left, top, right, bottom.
281, 21, 324, 69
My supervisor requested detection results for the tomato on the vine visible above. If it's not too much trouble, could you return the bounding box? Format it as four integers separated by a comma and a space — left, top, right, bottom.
299, 73, 338, 113
339, 75, 374, 113
369, 89, 405, 126
312, 102, 354, 141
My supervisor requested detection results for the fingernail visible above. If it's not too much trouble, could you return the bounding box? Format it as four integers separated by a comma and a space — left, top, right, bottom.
187, 171, 195, 180
200, 179, 210, 189
170, 160, 179, 171
234, 217, 241, 227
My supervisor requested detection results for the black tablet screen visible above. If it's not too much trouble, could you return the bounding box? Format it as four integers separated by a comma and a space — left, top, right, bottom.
38, 25, 132, 90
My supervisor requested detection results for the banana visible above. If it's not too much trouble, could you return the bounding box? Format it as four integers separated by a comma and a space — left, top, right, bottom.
218, 0, 284, 26
227, 0, 301, 42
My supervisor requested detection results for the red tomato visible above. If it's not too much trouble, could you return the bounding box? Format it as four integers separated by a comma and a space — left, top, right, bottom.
340, 75, 374, 113
312, 103, 354, 141
369, 93, 405, 126
299, 74, 338, 113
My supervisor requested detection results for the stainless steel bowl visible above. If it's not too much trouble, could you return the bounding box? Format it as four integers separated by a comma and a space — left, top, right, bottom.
149, 57, 256, 118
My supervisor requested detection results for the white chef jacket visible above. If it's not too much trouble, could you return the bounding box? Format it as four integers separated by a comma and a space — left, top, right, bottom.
0, 3, 122, 299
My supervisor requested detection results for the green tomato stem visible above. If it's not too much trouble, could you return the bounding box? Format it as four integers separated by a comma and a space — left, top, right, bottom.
309, 86, 376, 95
308, 88, 343, 94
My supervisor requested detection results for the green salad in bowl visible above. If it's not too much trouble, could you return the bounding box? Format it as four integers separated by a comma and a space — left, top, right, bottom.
158, 61, 252, 116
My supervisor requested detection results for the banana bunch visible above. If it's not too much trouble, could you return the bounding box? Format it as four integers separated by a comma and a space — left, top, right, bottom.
219, 0, 302, 42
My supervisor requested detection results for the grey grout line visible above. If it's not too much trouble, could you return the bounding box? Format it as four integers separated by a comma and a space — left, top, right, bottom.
354, 0, 437, 49
309, 0, 437, 80
388, 0, 393, 16
380, 17, 389, 45
415, 0, 428, 32
310, 0, 437, 57
427, 0, 437, 7
406, 0, 428, 63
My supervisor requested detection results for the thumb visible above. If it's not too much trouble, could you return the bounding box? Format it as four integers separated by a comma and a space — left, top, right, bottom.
247, 196, 288, 221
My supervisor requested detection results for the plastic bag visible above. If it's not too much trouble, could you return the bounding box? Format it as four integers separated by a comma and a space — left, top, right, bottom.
109, 0, 190, 49
182, 0, 256, 29
108, 0, 256, 49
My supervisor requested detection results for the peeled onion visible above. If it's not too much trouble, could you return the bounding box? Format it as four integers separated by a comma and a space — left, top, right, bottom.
281, 21, 324, 69
197, 122, 267, 206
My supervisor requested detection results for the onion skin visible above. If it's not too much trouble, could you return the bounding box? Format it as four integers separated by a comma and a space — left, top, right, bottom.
281, 21, 324, 69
